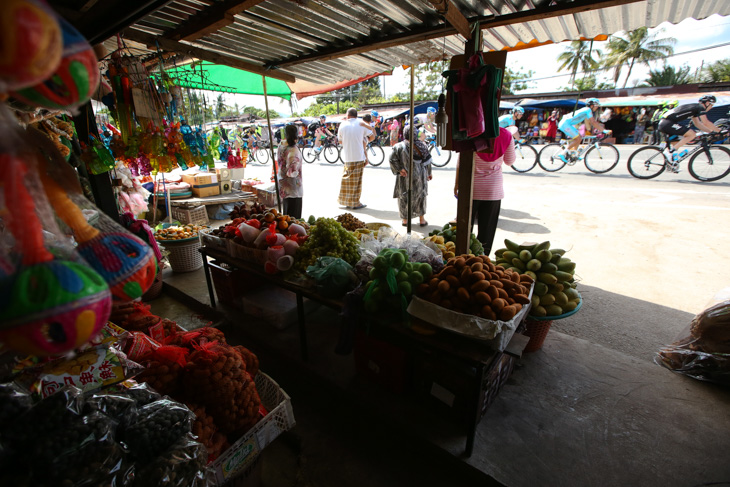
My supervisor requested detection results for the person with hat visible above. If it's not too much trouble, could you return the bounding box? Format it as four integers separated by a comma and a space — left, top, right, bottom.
555, 98, 607, 162
659, 95, 722, 165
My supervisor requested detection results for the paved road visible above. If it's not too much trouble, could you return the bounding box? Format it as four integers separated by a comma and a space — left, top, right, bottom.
239, 143, 730, 361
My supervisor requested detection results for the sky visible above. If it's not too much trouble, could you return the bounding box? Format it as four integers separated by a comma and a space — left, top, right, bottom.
219, 14, 730, 116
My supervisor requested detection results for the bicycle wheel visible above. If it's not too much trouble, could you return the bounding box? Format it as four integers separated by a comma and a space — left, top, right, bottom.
255, 147, 270, 165
688, 146, 730, 182
627, 146, 666, 179
429, 145, 451, 167
302, 147, 317, 163
538, 144, 566, 172
366, 144, 385, 166
324, 145, 339, 164
510, 144, 538, 172
583, 143, 619, 174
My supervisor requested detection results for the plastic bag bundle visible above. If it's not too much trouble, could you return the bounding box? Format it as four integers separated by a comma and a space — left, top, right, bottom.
306, 256, 359, 298
358, 225, 444, 271
656, 287, 730, 385
122, 399, 194, 459
132, 438, 211, 487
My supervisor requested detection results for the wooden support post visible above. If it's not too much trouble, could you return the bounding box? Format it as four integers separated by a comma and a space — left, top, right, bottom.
454, 23, 481, 256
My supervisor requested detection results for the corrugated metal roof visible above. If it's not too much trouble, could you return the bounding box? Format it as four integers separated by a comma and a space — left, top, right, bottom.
96, 0, 730, 87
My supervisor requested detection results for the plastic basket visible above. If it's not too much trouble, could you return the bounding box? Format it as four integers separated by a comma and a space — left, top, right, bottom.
210, 372, 295, 485
200, 229, 227, 251
163, 239, 203, 273
171, 205, 209, 225
523, 319, 553, 353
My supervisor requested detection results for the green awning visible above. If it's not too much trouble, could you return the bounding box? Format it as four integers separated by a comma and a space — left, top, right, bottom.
155, 61, 291, 100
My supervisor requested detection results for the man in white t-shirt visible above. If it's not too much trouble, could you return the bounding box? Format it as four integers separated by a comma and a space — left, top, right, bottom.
337, 108, 374, 209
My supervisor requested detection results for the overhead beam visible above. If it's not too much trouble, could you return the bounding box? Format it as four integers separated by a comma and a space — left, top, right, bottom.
123, 28, 297, 83
166, 0, 266, 42
268, 0, 644, 69
428, 0, 471, 40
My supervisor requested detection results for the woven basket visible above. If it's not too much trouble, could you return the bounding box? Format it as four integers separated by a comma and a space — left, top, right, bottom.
523, 319, 553, 353
228, 241, 267, 264
364, 222, 391, 231
164, 239, 203, 273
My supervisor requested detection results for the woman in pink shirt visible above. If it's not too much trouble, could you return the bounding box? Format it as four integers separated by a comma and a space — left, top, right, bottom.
453, 127, 515, 254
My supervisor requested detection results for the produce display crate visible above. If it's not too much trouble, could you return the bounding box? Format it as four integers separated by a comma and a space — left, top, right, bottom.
200, 229, 227, 251
226, 240, 268, 265
210, 372, 295, 485
171, 205, 210, 225
255, 188, 277, 208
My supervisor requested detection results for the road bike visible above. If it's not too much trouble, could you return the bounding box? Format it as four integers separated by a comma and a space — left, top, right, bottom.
426, 135, 452, 167
302, 136, 340, 164
626, 132, 730, 181
538, 133, 620, 173
509, 139, 539, 173
250, 140, 270, 165
364, 137, 386, 166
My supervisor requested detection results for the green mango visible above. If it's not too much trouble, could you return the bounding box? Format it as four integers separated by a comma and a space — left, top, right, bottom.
525, 270, 537, 281
557, 259, 576, 273
511, 258, 526, 271
532, 241, 551, 253
539, 293, 556, 306
550, 253, 562, 264
519, 250, 532, 262
563, 300, 579, 312
519, 243, 536, 253
494, 248, 507, 258
526, 259, 542, 272
534, 281, 549, 296
504, 239, 521, 252
538, 272, 558, 285
555, 270, 574, 282
541, 262, 558, 274
536, 249, 552, 263
545, 304, 564, 316
548, 283, 564, 294
502, 251, 519, 261
564, 288, 579, 300
551, 248, 566, 256
531, 294, 540, 307
530, 305, 547, 317
554, 292, 569, 306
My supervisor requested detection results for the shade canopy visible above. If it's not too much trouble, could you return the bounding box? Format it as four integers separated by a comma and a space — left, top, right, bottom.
517, 99, 587, 110
158, 61, 292, 100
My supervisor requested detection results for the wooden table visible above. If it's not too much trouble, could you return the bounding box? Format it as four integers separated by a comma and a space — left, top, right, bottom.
199, 246, 525, 457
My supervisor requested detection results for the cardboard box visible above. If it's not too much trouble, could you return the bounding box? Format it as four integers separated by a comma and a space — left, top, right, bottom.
182, 173, 220, 197
230, 167, 245, 180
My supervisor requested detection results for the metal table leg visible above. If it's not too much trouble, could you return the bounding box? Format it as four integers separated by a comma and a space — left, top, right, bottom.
297, 292, 308, 361
199, 248, 216, 309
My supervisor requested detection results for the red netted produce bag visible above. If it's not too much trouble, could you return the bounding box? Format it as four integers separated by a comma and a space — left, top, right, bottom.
149, 319, 185, 342
136, 345, 189, 396
110, 301, 161, 332
183, 342, 261, 437
166, 327, 227, 348
232, 345, 259, 378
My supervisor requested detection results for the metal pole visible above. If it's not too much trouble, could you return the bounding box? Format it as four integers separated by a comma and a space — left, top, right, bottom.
262, 75, 282, 212
407, 65, 415, 235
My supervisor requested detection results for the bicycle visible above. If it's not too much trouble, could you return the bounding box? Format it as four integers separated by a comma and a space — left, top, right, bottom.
302, 136, 340, 164
626, 132, 730, 181
250, 140, 270, 165
509, 139, 539, 173
538, 132, 620, 173
364, 137, 386, 166
426, 134, 452, 167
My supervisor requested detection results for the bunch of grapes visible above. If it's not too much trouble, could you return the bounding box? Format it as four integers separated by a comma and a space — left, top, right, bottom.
295, 217, 361, 271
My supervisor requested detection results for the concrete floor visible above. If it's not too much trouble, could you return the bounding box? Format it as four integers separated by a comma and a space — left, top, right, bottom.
149, 265, 730, 487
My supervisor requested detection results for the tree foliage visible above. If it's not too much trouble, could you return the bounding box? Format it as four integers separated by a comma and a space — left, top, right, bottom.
556, 41, 603, 86
641, 64, 695, 87
502, 66, 535, 95
602, 27, 675, 88
701, 59, 730, 82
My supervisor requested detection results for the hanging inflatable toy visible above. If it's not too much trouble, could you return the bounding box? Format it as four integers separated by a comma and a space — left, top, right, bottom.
38, 152, 157, 303
0, 157, 111, 357
10, 14, 100, 111
0, 0, 62, 91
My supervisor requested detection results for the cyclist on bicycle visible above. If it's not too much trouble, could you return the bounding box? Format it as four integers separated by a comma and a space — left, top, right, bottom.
410, 106, 437, 134
371, 110, 383, 137
313, 115, 334, 152
498, 106, 525, 140
659, 95, 722, 160
555, 98, 607, 162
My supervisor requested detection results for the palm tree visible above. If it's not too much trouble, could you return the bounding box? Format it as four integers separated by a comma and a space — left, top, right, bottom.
602, 27, 675, 88
556, 41, 603, 87
702, 59, 730, 82
642, 65, 694, 87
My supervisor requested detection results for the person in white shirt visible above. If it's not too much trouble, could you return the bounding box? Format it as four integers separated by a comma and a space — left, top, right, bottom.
337, 108, 374, 210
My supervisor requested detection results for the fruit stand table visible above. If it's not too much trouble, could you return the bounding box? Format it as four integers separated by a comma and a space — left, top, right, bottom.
169, 190, 257, 208
198, 246, 528, 457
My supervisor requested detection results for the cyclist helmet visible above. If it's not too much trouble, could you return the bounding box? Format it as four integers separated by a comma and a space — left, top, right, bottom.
427, 106, 436, 114
371, 110, 379, 118
699, 95, 716, 105
586, 97, 600, 106
513, 106, 524, 114
319, 114, 326, 120
669, 99, 679, 107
